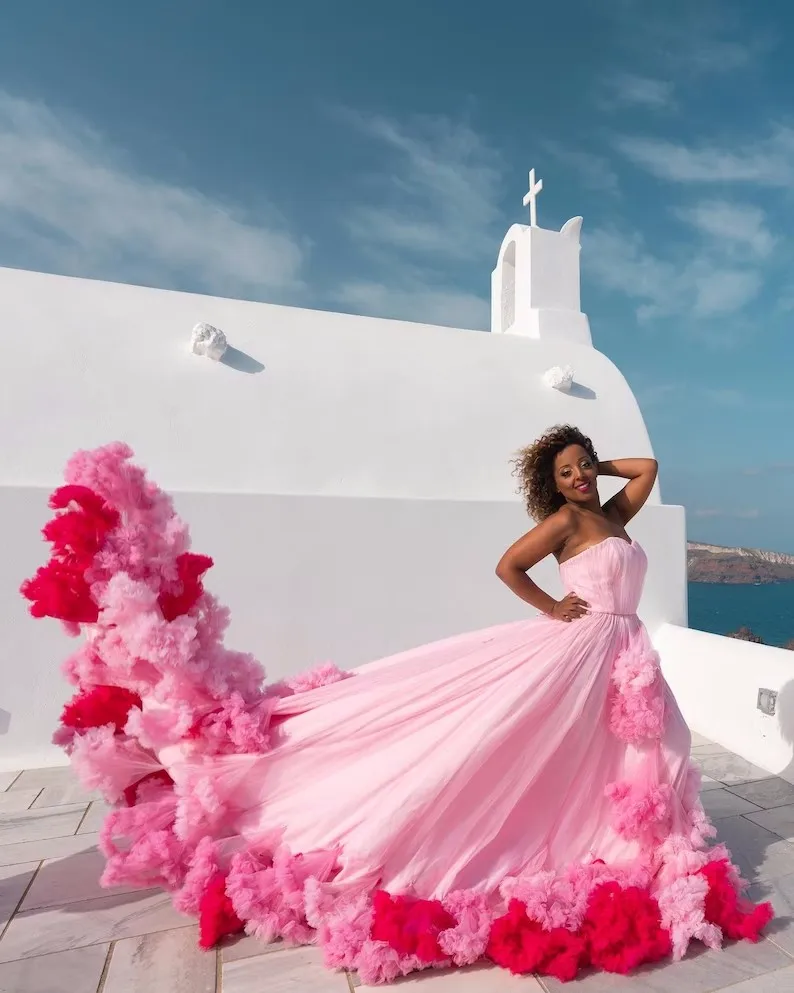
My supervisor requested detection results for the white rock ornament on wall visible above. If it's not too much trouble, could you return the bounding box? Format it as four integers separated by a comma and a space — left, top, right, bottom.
191, 322, 228, 361
543, 364, 574, 393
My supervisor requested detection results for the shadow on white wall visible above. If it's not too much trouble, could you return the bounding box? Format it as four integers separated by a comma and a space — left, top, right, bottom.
220, 346, 265, 375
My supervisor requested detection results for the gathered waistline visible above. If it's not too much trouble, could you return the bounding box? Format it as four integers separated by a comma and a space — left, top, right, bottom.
587, 608, 638, 617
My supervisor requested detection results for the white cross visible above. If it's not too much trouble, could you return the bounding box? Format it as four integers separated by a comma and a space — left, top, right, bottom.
522, 168, 543, 227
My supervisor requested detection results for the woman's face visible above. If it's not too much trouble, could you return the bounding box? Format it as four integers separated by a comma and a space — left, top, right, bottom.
553, 444, 597, 504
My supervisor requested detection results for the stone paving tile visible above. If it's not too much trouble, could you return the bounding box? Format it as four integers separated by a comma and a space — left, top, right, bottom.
20, 849, 149, 912
0, 832, 98, 868
223, 945, 350, 992
360, 963, 544, 990
692, 742, 733, 757
9, 768, 76, 792
690, 732, 712, 747
0, 889, 191, 962
0, 773, 21, 792
695, 752, 772, 788
748, 873, 794, 957
701, 788, 762, 821
0, 862, 38, 933
712, 815, 794, 884
0, 943, 109, 993
746, 805, 794, 844
0, 790, 41, 814
77, 800, 109, 835
222, 933, 285, 963
710, 966, 794, 992
30, 781, 98, 809
0, 804, 87, 847
102, 927, 215, 993
731, 780, 794, 811
0, 772, 19, 793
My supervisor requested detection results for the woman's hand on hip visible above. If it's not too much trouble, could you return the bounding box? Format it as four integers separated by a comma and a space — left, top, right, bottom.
549, 593, 589, 622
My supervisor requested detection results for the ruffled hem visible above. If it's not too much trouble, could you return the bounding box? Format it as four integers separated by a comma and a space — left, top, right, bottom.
21, 443, 773, 985
97, 789, 772, 984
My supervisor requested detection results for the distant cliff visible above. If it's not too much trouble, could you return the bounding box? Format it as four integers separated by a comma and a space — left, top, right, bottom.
688, 542, 794, 584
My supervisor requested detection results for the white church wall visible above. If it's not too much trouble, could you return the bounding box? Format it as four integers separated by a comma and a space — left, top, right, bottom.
3, 266, 646, 499
655, 624, 794, 784
0, 261, 684, 770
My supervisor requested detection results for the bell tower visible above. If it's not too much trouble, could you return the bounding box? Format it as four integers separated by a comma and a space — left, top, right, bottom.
491, 170, 592, 346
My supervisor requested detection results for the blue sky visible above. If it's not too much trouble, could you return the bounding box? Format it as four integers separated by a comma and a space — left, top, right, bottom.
2, 1, 793, 551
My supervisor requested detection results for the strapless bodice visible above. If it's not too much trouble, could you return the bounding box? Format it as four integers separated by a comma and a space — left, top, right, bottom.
559, 537, 646, 616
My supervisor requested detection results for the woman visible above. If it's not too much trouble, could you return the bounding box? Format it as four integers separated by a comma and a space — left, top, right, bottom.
25, 433, 771, 986
496, 423, 658, 618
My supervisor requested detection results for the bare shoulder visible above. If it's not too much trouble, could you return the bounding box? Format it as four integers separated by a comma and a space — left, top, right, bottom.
547, 504, 577, 533
542, 505, 578, 553
496, 505, 577, 574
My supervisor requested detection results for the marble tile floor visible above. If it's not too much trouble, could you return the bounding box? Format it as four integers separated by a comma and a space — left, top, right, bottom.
2, 736, 794, 992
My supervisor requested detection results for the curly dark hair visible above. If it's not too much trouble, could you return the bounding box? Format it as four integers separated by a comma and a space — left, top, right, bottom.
511, 424, 598, 521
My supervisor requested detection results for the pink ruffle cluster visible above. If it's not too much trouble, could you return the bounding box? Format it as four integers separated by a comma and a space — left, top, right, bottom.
609, 642, 665, 743
597, 609, 771, 979
604, 636, 715, 849
21, 442, 351, 894
606, 782, 674, 842
22, 443, 772, 985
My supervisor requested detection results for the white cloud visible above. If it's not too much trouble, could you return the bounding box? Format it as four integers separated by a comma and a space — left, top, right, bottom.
636, 382, 679, 408
692, 507, 760, 519
636, 381, 747, 410
692, 269, 762, 317
542, 141, 620, 194
342, 111, 503, 262
334, 111, 501, 328
583, 227, 762, 321
589, 199, 771, 324
602, 3, 769, 78
675, 201, 775, 258
679, 38, 764, 75
601, 73, 675, 110
0, 92, 305, 300
584, 228, 670, 320
779, 288, 794, 312
742, 463, 794, 476
701, 388, 745, 407
616, 126, 794, 186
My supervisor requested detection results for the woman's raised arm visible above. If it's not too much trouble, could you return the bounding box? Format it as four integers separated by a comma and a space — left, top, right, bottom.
599, 458, 658, 524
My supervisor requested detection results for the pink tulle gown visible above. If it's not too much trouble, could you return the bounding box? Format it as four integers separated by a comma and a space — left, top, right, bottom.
171, 538, 691, 892
23, 446, 773, 986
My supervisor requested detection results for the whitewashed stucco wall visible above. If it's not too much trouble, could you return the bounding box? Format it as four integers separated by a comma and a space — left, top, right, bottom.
0, 266, 684, 770
1, 266, 658, 500
656, 624, 794, 784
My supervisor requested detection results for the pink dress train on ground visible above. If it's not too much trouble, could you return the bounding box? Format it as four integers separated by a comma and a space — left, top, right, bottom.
22, 445, 773, 985
167, 537, 689, 895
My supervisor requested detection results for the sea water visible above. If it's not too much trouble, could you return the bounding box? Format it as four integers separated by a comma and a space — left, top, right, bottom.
688, 582, 794, 648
